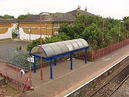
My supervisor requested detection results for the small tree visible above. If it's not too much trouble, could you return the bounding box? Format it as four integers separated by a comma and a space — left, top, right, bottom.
58, 24, 75, 39
17, 13, 33, 20
0, 14, 14, 19
27, 38, 44, 51
82, 23, 101, 49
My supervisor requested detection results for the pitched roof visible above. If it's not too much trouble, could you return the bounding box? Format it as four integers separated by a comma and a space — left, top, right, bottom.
0, 18, 16, 23
19, 8, 92, 23
66, 9, 92, 16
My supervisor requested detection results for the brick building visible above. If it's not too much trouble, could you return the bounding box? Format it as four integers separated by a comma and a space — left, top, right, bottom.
19, 7, 91, 40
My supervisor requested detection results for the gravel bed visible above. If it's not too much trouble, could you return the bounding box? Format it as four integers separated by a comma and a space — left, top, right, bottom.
90, 65, 129, 97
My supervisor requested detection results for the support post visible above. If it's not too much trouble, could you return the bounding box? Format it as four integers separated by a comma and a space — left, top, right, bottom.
33, 57, 36, 73
70, 54, 73, 70
84, 49, 87, 64
40, 57, 43, 80
54, 58, 57, 66
50, 59, 53, 79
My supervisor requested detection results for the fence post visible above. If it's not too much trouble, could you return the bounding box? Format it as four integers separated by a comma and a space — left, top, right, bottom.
91, 50, 94, 61
84, 49, 87, 64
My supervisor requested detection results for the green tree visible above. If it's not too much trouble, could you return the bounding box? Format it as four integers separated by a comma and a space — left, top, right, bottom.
72, 24, 85, 38
123, 17, 129, 31
17, 13, 33, 20
58, 24, 75, 39
0, 14, 14, 19
27, 14, 129, 50
82, 23, 101, 49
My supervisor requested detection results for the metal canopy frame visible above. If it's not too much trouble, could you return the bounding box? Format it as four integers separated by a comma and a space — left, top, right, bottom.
30, 47, 89, 79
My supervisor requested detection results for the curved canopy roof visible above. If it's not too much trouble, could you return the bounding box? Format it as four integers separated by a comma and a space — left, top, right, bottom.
31, 39, 89, 58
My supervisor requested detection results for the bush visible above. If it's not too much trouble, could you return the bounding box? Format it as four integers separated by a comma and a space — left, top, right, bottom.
27, 38, 44, 51
0, 14, 14, 19
12, 32, 17, 38
9, 52, 32, 70
82, 23, 101, 49
59, 24, 75, 39
17, 14, 33, 20
16, 46, 22, 51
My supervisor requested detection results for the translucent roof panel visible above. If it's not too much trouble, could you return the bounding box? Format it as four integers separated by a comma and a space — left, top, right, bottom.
31, 46, 46, 56
31, 38, 89, 58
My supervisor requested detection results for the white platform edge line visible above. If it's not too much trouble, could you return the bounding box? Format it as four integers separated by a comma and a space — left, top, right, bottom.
64, 55, 129, 97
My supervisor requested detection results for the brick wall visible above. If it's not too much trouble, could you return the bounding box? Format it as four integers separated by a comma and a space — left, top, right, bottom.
19, 22, 60, 35
0, 23, 12, 34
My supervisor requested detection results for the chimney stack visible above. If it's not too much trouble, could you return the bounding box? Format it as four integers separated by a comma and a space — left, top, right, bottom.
77, 5, 81, 11
85, 7, 87, 12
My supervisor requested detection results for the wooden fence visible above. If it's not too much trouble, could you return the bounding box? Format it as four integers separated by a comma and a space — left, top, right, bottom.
76, 39, 129, 61
88, 39, 129, 60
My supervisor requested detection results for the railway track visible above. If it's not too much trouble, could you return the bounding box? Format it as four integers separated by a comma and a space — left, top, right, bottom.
90, 65, 129, 97
108, 75, 129, 97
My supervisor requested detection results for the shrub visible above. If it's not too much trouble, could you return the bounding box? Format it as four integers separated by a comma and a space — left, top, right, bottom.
27, 38, 44, 51
9, 52, 32, 70
12, 32, 17, 38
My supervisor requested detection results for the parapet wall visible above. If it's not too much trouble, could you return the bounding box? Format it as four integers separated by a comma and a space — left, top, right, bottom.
0, 24, 14, 39
19, 27, 51, 40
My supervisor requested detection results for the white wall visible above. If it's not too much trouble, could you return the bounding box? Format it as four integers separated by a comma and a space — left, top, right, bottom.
19, 28, 51, 40
0, 24, 53, 40
0, 24, 19, 39
0, 25, 14, 39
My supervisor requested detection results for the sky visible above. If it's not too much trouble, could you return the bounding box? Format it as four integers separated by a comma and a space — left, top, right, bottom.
0, 0, 129, 19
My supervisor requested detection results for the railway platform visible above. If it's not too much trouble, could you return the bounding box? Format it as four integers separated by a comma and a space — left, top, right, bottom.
1, 43, 129, 97
19, 44, 129, 97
